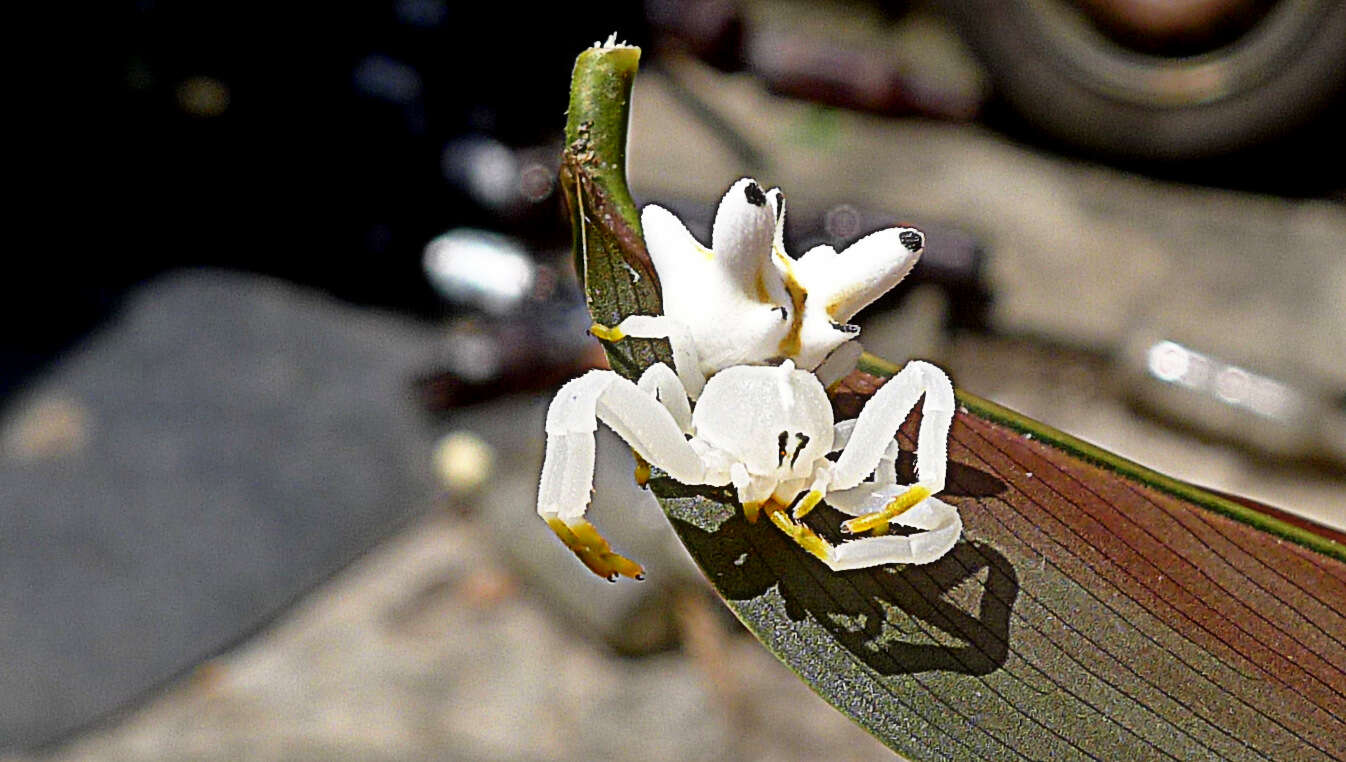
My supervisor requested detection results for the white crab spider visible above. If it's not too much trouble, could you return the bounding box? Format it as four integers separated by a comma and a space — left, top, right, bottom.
540, 178, 958, 579
537, 358, 959, 579
589, 178, 925, 397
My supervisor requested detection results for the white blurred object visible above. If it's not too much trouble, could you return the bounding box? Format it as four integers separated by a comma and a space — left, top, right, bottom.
422, 229, 535, 315
441, 135, 519, 211
1126, 336, 1346, 462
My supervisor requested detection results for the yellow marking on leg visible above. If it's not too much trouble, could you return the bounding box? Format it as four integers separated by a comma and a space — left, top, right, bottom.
633, 452, 651, 488
765, 501, 833, 563
841, 485, 932, 535
742, 501, 761, 524
792, 490, 824, 520
589, 323, 625, 342
546, 518, 645, 581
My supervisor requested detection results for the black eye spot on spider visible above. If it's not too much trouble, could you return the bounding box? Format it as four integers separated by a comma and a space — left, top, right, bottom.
777, 431, 789, 465
744, 182, 766, 207
773, 193, 785, 220
899, 229, 923, 252
789, 433, 811, 467
830, 321, 860, 334
774, 305, 788, 320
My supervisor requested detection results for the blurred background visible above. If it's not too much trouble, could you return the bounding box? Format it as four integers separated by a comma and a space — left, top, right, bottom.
4, 0, 1345, 758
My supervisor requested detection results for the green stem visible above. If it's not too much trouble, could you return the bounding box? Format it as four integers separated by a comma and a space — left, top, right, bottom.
560, 44, 669, 380
564, 45, 643, 239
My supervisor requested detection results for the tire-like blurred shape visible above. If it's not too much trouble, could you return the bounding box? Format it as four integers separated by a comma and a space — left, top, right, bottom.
939, 0, 1346, 159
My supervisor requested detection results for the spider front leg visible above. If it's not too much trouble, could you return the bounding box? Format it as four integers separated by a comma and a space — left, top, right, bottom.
589, 315, 706, 399
728, 461, 834, 560
538, 369, 709, 581
814, 341, 863, 391
829, 360, 955, 535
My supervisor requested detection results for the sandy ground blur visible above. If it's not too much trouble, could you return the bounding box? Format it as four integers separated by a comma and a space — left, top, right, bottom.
5, 512, 897, 762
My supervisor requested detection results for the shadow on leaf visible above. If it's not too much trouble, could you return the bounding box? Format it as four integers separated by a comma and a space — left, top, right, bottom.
892, 449, 1007, 500
660, 466, 1018, 679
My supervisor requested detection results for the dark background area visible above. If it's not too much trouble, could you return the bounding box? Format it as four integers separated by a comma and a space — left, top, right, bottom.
17, 1, 649, 404
22, 0, 1344, 413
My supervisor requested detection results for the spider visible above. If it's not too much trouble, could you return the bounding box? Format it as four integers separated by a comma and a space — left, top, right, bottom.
539, 179, 959, 580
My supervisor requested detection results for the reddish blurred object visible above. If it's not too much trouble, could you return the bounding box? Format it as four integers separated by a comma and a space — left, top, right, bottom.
746, 28, 981, 120
939, 0, 1346, 159
416, 317, 608, 413
1076, 0, 1263, 44
647, 0, 983, 121
646, 0, 747, 70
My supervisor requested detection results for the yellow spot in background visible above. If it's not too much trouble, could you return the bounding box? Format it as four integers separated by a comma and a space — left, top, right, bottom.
1, 396, 90, 462
433, 431, 495, 494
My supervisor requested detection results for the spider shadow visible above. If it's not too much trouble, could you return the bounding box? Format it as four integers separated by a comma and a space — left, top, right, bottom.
659, 465, 1017, 678
896, 450, 1005, 500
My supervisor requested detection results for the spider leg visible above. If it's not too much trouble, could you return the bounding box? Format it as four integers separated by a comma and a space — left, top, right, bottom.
825, 360, 954, 552
538, 370, 708, 581
789, 467, 831, 519
763, 500, 834, 564
590, 315, 706, 399
769, 484, 960, 570
830, 360, 954, 494
830, 419, 900, 486
814, 341, 863, 390
730, 463, 775, 523
637, 362, 692, 434
630, 362, 693, 487
825, 496, 962, 570
839, 485, 931, 534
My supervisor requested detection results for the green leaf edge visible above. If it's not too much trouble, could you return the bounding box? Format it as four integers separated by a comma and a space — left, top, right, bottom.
857, 352, 1346, 565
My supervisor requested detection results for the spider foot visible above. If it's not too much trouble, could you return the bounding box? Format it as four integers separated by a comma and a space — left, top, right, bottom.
633, 452, 651, 488
791, 490, 824, 519
841, 485, 932, 535
546, 518, 645, 582
742, 501, 761, 523
588, 323, 625, 342
765, 502, 833, 563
